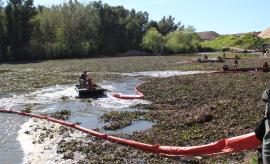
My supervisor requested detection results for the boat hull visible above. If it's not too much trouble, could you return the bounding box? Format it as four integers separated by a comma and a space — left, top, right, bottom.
75, 85, 106, 98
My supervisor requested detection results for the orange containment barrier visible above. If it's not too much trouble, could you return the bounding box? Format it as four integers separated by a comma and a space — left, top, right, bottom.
0, 108, 261, 157
111, 86, 144, 99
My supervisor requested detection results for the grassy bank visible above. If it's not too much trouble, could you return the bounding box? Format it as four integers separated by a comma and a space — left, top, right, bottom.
200, 34, 270, 51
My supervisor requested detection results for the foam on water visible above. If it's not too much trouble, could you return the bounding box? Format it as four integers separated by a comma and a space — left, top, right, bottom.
32, 85, 77, 101
122, 70, 214, 78
0, 114, 26, 164
17, 118, 87, 164
17, 119, 35, 163
0, 85, 77, 110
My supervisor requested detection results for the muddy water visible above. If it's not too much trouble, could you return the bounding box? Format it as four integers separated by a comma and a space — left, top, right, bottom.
0, 77, 150, 164
0, 70, 208, 163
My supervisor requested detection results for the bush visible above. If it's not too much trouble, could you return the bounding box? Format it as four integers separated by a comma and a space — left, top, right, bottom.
142, 28, 164, 53
164, 30, 199, 53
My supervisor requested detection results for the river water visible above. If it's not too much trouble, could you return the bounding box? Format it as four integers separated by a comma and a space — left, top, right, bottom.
0, 70, 209, 164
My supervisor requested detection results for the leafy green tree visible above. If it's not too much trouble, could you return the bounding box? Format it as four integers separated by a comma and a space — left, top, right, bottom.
93, 1, 149, 54
5, 0, 37, 60
158, 15, 183, 36
125, 9, 148, 50
1, 0, 198, 60
0, 0, 7, 61
142, 27, 164, 53
60, 0, 99, 57
93, 2, 129, 54
164, 29, 199, 53
31, 1, 98, 59
145, 20, 159, 31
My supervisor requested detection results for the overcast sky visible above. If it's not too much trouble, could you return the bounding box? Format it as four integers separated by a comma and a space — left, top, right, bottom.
34, 0, 270, 34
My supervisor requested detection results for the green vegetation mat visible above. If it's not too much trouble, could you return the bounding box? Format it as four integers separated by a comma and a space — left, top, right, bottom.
1, 55, 269, 162
0, 56, 192, 93
136, 72, 268, 162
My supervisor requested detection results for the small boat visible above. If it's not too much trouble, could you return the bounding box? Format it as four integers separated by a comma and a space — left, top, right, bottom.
75, 84, 107, 98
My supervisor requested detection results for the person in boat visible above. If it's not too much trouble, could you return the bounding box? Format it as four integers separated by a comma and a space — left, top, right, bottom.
79, 71, 88, 87
86, 74, 97, 91
86, 77, 93, 90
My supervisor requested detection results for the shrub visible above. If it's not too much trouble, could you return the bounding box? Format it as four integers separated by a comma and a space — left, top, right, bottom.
164, 30, 199, 53
142, 27, 164, 53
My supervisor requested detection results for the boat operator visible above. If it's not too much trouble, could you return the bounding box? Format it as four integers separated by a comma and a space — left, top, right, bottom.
79, 71, 88, 87
86, 76, 94, 90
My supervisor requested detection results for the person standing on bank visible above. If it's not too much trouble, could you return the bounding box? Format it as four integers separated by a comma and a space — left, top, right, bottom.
234, 58, 238, 69
262, 89, 270, 163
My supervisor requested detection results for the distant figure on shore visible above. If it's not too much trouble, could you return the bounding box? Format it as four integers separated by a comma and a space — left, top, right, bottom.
263, 62, 269, 72
235, 54, 240, 60
204, 55, 208, 60
223, 52, 226, 58
263, 62, 269, 68
234, 58, 238, 69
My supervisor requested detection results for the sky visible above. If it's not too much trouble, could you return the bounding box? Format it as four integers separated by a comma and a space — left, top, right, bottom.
34, 0, 270, 34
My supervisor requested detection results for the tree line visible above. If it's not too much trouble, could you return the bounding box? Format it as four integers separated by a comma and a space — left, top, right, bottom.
0, 0, 199, 62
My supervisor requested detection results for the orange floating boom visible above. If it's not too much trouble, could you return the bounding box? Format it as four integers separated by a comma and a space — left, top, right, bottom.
0, 108, 261, 157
